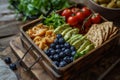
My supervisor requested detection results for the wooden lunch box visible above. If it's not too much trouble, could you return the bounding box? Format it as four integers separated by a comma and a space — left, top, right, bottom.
20, 4, 120, 80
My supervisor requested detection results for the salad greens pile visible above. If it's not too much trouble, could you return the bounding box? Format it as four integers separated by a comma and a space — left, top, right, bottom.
43, 12, 66, 29
9, 0, 74, 20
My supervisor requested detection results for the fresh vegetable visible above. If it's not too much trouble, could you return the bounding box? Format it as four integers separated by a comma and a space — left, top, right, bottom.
91, 13, 101, 24
64, 28, 79, 40
69, 35, 83, 44
54, 24, 70, 34
76, 12, 85, 22
61, 27, 72, 36
71, 7, 80, 14
67, 16, 78, 26
60, 6, 93, 34
9, 0, 74, 20
74, 44, 94, 60
84, 18, 92, 28
43, 12, 66, 29
61, 9, 72, 19
77, 40, 91, 53
81, 7, 92, 18
72, 36, 86, 50
67, 34, 81, 43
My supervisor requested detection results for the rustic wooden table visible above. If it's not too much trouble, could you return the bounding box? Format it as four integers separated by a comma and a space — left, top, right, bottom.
0, 0, 120, 80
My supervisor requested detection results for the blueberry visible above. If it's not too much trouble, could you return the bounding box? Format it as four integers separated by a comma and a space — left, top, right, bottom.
54, 39, 59, 44
62, 48, 66, 51
59, 38, 65, 44
59, 61, 67, 67
55, 45, 61, 49
53, 61, 59, 67
49, 55, 53, 60
59, 52, 65, 58
9, 63, 17, 70
64, 42, 71, 49
71, 51, 76, 56
44, 50, 50, 56
60, 44, 64, 48
53, 54, 59, 61
50, 50, 56, 55
70, 57, 73, 62
57, 34, 62, 39
4, 57, 12, 64
50, 43, 56, 49
70, 46, 76, 51
64, 49, 71, 56
63, 56, 71, 63
56, 49, 61, 54
48, 48, 54, 51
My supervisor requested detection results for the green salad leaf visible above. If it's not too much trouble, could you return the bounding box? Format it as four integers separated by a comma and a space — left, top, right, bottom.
43, 12, 66, 29
9, 0, 74, 20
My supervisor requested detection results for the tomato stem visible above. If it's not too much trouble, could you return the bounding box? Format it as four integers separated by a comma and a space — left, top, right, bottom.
81, 13, 93, 31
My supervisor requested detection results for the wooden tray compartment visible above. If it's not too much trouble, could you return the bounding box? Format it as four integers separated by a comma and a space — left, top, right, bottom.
20, 4, 120, 80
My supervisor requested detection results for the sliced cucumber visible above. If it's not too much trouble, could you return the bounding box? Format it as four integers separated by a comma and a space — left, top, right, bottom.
67, 34, 80, 43
64, 28, 79, 41
61, 27, 72, 36
54, 24, 70, 34
74, 44, 94, 60
72, 36, 86, 50
77, 40, 91, 53
70, 35, 83, 44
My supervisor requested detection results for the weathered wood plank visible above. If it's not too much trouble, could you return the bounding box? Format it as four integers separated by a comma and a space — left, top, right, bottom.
9, 37, 52, 80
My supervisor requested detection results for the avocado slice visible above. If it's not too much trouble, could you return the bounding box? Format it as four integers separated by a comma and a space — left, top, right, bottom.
61, 27, 72, 36
64, 28, 79, 41
72, 36, 86, 50
67, 34, 80, 43
74, 44, 94, 60
70, 35, 83, 44
78, 44, 95, 57
77, 40, 91, 53
54, 24, 70, 34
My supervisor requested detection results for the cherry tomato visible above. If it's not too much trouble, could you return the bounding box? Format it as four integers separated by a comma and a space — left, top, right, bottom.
71, 8, 80, 14
85, 24, 90, 33
76, 12, 85, 22
81, 7, 92, 18
84, 18, 92, 28
74, 24, 82, 30
91, 13, 101, 24
61, 9, 72, 19
67, 16, 78, 26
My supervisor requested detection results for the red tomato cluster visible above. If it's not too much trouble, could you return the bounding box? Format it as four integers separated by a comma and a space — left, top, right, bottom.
61, 7, 91, 26
61, 7, 102, 34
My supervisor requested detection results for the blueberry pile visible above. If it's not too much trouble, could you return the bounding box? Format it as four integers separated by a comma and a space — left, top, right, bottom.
45, 34, 76, 67
4, 57, 17, 70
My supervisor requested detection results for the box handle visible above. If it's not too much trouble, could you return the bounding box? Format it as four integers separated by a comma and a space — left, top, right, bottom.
20, 37, 62, 79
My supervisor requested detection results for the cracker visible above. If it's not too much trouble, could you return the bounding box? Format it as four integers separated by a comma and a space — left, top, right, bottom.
111, 26, 118, 34
86, 24, 97, 36
109, 29, 119, 39
103, 23, 110, 41
98, 28, 103, 45
100, 24, 106, 42
107, 22, 113, 35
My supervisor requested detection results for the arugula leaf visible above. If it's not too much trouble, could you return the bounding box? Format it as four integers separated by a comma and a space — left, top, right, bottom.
43, 12, 66, 29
